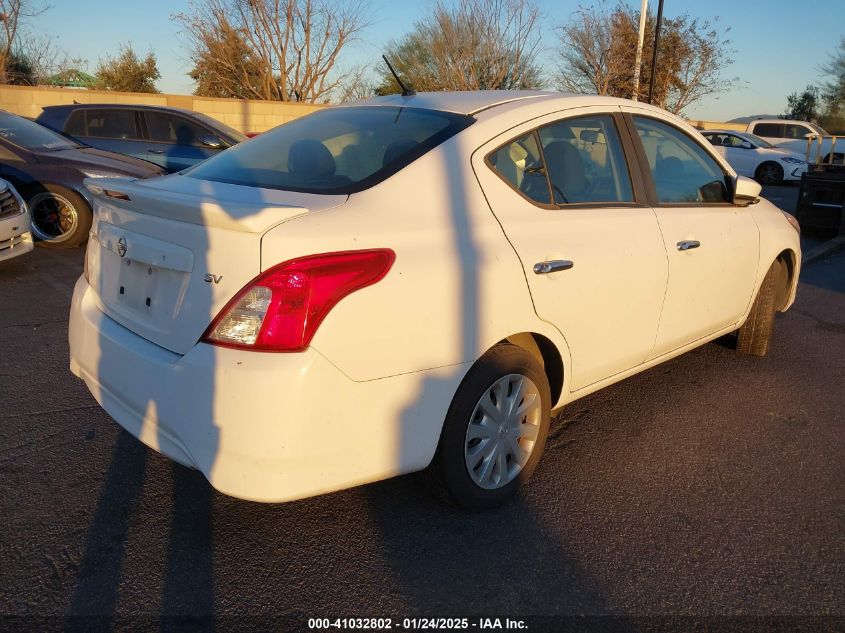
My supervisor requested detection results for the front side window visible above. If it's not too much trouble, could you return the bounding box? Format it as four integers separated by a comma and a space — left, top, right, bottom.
487, 114, 634, 206
146, 112, 211, 146
85, 109, 139, 139
784, 124, 813, 139
186, 106, 474, 194
633, 117, 729, 204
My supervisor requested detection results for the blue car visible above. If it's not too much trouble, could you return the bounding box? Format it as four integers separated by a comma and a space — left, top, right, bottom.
36, 104, 247, 173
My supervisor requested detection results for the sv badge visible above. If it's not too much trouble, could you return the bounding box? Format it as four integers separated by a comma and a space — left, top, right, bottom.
204, 274, 223, 284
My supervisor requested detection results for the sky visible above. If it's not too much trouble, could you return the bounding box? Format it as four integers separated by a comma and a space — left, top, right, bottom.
32, 0, 845, 122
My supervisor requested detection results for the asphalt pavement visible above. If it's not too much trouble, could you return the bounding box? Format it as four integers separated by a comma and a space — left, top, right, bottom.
0, 239, 843, 631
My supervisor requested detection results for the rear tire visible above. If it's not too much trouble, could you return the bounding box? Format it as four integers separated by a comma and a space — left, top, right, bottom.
754, 161, 783, 186
427, 344, 551, 510
736, 263, 779, 356
27, 185, 92, 249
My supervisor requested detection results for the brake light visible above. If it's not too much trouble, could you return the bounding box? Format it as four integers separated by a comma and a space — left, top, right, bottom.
202, 249, 395, 352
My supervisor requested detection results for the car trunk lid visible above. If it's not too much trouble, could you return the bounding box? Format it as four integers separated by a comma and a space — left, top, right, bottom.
84, 175, 346, 354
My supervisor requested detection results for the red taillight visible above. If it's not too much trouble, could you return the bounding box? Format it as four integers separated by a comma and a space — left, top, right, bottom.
202, 249, 395, 352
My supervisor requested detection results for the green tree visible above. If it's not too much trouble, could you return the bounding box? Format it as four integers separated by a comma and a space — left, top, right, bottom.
783, 85, 820, 121
374, 0, 543, 95
95, 45, 160, 93
818, 38, 845, 132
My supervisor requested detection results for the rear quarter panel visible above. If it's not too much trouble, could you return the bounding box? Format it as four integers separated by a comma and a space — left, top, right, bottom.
259, 132, 572, 390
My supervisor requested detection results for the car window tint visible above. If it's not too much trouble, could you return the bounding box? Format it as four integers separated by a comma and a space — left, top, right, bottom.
537, 115, 633, 204
633, 117, 728, 204
65, 110, 87, 136
784, 124, 812, 139
488, 132, 550, 204
146, 112, 209, 146
85, 109, 138, 139
185, 106, 474, 194
753, 123, 783, 138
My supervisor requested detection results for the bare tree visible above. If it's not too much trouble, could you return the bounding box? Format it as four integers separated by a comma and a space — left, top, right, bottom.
0, 0, 48, 83
555, 1, 735, 114
376, 0, 543, 94
176, 0, 370, 102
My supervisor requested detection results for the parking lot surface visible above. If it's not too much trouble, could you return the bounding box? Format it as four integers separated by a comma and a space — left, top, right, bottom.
1, 231, 843, 628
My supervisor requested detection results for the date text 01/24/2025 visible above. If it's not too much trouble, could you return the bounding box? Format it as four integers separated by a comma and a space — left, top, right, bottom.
307, 618, 528, 630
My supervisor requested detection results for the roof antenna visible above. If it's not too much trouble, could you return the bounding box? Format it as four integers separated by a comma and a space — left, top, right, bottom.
382, 54, 415, 97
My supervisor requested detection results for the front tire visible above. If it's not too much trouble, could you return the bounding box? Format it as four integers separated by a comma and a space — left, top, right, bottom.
427, 344, 551, 510
736, 263, 779, 356
754, 161, 784, 186
27, 185, 92, 249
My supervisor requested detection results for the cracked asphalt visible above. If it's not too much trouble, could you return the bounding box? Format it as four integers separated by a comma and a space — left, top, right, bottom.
0, 219, 843, 629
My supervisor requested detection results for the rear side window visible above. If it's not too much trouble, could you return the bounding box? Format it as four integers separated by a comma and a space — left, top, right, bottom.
752, 123, 783, 138
487, 114, 634, 206
185, 106, 474, 194
633, 117, 729, 204
85, 109, 139, 139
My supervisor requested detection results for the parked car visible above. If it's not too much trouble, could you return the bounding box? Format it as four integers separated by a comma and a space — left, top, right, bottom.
69, 92, 801, 509
745, 118, 842, 164
700, 129, 808, 185
37, 104, 247, 173
0, 178, 33, 263
0, 110, 164, 248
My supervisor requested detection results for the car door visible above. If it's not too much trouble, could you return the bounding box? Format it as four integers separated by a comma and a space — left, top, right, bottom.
67, 109, 149, 161
625, 113, 759, 359
143, 111, 221, 172
473, 108, 668, 392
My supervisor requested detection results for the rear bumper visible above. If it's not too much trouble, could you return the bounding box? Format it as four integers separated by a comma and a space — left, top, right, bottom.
69, 276, 461, 502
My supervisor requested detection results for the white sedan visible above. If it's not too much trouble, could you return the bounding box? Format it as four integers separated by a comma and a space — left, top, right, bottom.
0, 178, 33, 263
69, 92, 801, 509
700, 129, 808, 185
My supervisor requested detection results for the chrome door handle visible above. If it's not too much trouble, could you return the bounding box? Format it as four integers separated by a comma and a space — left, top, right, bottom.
677, 240, 701, 251
148, 149, 165, 154
533, 260, 574, 274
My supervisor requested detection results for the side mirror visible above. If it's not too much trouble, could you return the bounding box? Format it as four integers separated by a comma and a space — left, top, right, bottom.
733, 175, 761, 206
199, 135, 224, 149
740, 141, 753, 149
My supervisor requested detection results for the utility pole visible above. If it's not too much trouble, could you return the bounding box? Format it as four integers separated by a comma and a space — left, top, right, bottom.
647, 0, 665, 105
632, 0, 648, 101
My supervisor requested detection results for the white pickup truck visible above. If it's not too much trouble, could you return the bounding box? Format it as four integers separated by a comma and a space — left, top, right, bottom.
745, 119, 843, 164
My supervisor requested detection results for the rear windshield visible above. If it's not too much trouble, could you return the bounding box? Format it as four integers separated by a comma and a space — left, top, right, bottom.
0, 112, 79, 151
184, 106, 474, 194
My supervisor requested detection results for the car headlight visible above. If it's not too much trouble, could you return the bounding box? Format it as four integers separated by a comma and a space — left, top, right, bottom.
779, 157, 805, 165
79, 169, 131, 179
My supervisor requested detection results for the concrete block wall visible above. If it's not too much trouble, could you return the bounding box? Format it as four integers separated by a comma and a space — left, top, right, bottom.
0, 84, 325, 133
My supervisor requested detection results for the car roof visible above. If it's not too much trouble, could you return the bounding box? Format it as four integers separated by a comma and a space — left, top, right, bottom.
40, 103, 199, 117
702, 129, 746, 134
347, 90, 573, 115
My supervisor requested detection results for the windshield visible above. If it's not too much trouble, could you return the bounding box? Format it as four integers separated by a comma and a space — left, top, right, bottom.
185, 106, 474, 194
0, 112, 79, 151
740, 132, 775, 148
